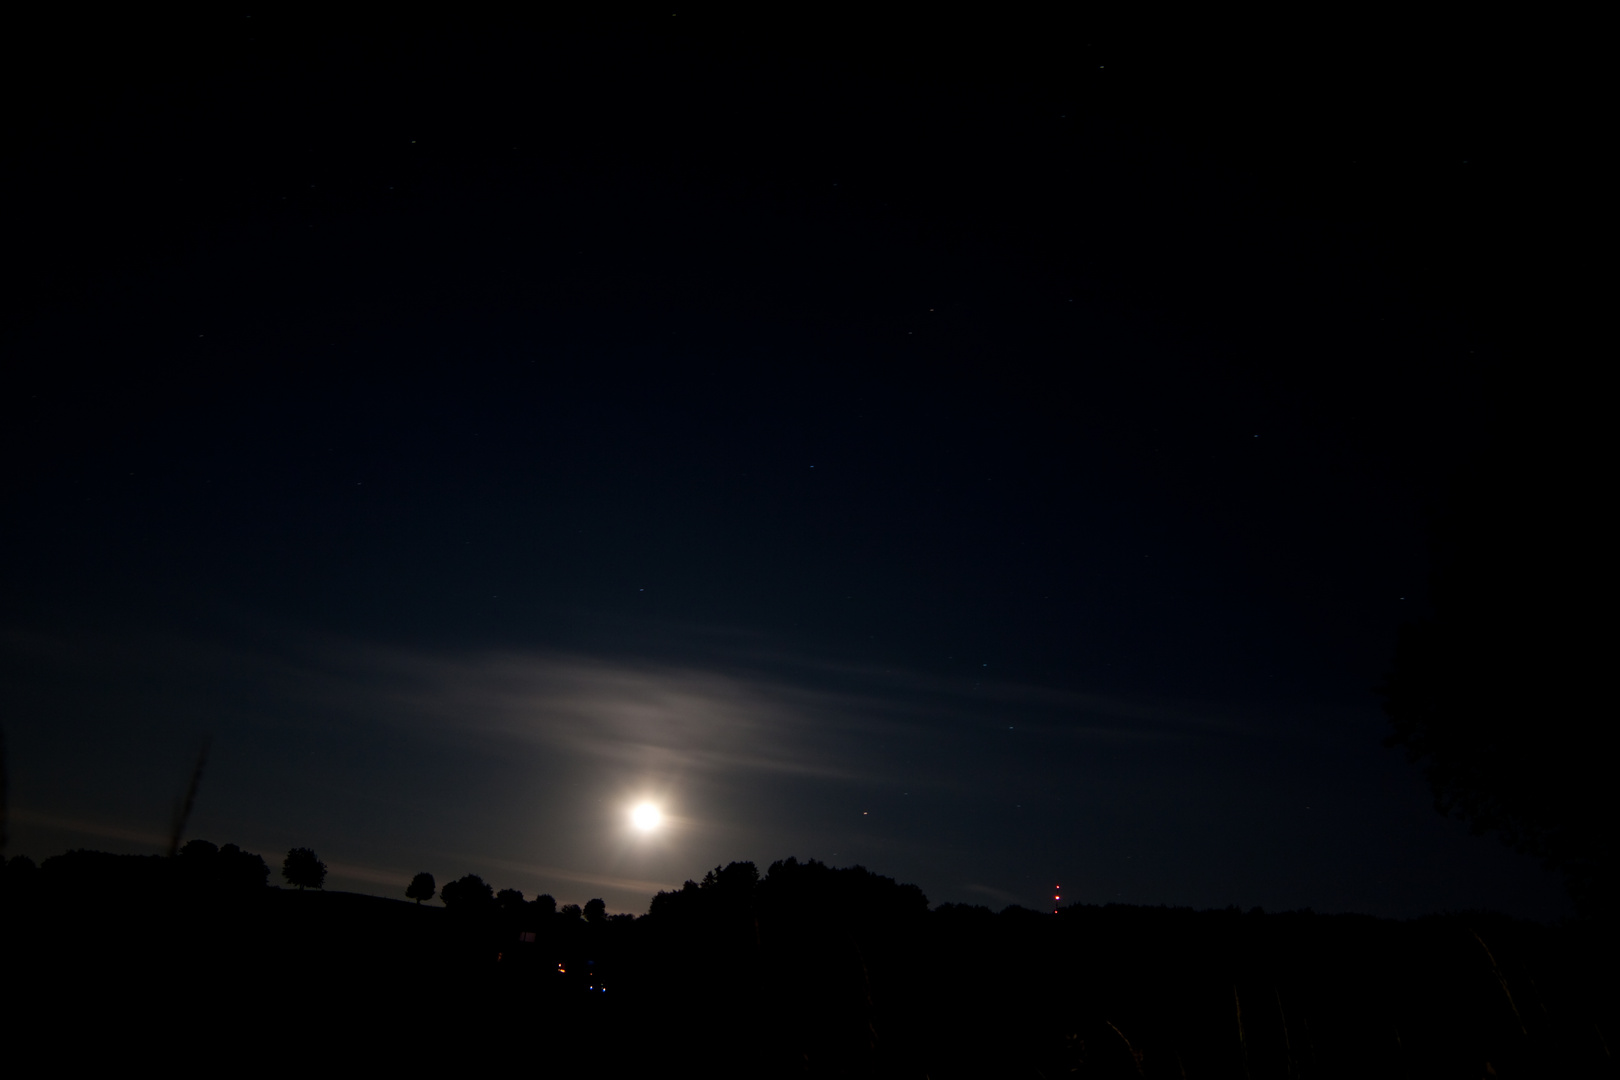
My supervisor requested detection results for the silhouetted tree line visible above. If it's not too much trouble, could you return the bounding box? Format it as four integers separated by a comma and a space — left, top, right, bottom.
627, 860, 1612, 1077
425, 870, 618, 927
3, 845, 1612, 1076
1381, 411, 1616, 922
631, 858, 933, 1072
0, 840, 271, 899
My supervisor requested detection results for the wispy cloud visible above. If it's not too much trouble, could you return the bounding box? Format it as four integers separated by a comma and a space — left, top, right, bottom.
8, 808, 170, 850
322, 858, 416, 888
960, 882, 1021, 906
269, 637, 1246, 799
313, 644, 894, 783
479, 856, 678, 897
5, 617, 1247, 798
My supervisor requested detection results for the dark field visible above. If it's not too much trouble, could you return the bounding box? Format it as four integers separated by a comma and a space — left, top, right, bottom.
3, 851, 1611, 1077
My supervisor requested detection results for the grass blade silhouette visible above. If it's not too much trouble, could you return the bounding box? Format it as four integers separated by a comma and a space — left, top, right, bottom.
1471, 930, 1527, 1038
1276, 986, 1295, 1079
1234, 985, 1251, 1080
0, 724, 8, 861
1104, 1020, 1145, 1078
167, 739, 210, 858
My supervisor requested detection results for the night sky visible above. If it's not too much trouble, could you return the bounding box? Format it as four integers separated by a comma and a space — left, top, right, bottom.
1, 15, 1594, 919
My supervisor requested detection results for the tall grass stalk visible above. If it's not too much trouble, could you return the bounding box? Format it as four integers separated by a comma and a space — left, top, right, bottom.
1234, 985, 1251, 1080
1275, 987, 1295, 1079
167, 739, 209, 858
0, 724, 8, 862
1104, 1020, 1145, 1078
1471, 931, 1527, 1038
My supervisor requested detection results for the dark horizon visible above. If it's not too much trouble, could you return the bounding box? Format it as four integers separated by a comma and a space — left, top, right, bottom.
12, 842, 1605, 1077
1, 13, 1603, 923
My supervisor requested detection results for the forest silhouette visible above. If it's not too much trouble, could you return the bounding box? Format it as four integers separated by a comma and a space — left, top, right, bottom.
1, 843, 1612, 1076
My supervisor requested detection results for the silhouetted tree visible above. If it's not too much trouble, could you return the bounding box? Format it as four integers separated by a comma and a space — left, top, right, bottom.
496, 888, 527, 916
216, 844, 270, 889
176, 838, 218, 891
34, 849, 167, 897
758, 857, 928, 929
179, 838, 218, 860
530, 893, 557, 918
583, 897, 607, 924
406, 872, 436, 904
2, 854, 36, 896
440, 874, 494, 911
648, 879, 702, 920
282, 847, 327, 890
175, 839, 269, 891
1380, 417, 1616, 920
648, 862, 760, 925
558, 902, 582, 921
704, 861, 760, 894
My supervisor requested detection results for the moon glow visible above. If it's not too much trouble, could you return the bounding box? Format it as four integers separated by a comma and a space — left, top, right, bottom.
631, 803, 662, 831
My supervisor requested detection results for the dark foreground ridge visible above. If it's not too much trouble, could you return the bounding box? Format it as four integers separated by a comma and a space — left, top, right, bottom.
2, 847, 1612, 1077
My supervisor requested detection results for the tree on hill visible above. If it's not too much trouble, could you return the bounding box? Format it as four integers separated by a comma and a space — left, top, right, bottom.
757, 857, 929, 929
406, 872, 436, 904
647, 879, 701, 920
282, 847, 327, 890
2, 855, 37, 897
176, 839, 269, 891
440, 873, 494, 911
180, 839, 219, 860
648, 861, 759, 922
217, 844, 270, 889
583, 897, 607, 924
496, 888, 526, 915
704, 861, 760, 895
531, 893, 557, 918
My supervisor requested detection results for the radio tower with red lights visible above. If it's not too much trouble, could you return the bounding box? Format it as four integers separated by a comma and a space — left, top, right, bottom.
1053, 884, 1061, 915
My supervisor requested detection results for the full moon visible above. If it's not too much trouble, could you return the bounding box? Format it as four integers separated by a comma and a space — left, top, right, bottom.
631, 803, 662, 831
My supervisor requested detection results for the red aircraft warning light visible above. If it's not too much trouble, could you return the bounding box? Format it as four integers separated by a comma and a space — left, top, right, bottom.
1053, 885, 1061, 915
